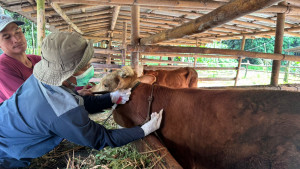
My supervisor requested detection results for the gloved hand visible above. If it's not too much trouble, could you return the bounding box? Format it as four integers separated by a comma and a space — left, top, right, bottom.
141, 109, 163, 136
110, 88, 131, 104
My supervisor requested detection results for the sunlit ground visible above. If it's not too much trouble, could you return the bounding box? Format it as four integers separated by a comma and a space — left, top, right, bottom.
197, 69, 300, 87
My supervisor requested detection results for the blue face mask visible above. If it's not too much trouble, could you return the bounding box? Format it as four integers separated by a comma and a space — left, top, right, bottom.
74, 66, 94, 86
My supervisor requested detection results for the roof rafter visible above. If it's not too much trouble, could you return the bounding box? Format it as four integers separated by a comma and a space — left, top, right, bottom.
50, 2, 83, 34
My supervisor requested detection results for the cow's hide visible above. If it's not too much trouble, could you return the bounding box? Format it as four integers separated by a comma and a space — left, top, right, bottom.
143, 67, 198, 88
113, 83, 300, 169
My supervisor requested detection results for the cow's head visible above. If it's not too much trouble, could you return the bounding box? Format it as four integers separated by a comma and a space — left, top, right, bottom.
91, 66, 157, 92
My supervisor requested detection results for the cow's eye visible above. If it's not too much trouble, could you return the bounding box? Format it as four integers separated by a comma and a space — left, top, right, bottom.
104, 84, 108, 88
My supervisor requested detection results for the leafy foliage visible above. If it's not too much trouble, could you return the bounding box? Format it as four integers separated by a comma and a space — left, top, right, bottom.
222, 37, 300, 66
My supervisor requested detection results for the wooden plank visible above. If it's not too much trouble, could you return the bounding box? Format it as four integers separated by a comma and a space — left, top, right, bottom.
199, 84, 300, 92
92, 63, 122, 69
127, 45, 300, 62
50, 3, 83, 34
37, 0, 45, 55
271, 1, 286, 86
199, 77, 236, 81
132, 134, 183, 169
122, 21, 127, 65
144, 66, 243, 71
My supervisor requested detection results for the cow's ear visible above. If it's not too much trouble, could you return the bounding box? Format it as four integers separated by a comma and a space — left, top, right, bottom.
138, 74, 156, 84
119, 66, 135, 78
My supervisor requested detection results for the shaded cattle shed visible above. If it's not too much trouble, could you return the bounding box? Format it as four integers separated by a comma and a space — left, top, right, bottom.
1, 0, 300, 168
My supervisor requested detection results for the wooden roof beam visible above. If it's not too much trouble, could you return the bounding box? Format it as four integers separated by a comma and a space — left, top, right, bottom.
111, 6, 121, 31
127, 45, 300, 61
197, 25, 300, 39
22, 4, 51, 12
50, 3, 83, 34
48, 8, 112, 23
31, 4, 94, 17
140, 0, 282, 45
51, 15, 111, 27
56, 19, 111, 29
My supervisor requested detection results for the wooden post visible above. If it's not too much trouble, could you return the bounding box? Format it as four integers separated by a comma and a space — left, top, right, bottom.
31, 22, 36, 54
167, 57, 172, 66
106, 36, 112, 65
284, 61, 290, 83
194, 56, 197, 67
37, 0, 45, 55
159, 56, 162, 66
234, 36, 246, 86
271, 1, 286, 86
122, 22, 127, 65
131, 5, 141, 75
244, 60, 249, 78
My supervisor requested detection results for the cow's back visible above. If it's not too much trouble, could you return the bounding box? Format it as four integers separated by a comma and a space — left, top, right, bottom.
114, 84, 300, 169
143, 67, 198, 88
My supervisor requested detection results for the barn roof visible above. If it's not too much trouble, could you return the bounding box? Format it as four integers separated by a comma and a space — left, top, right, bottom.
1, 0, 299, 46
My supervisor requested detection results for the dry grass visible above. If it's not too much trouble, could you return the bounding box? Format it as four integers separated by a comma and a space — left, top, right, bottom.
26, 111, 162, 169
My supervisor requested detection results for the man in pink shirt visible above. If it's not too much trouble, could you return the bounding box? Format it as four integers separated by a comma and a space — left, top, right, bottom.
0, 14, 41, 103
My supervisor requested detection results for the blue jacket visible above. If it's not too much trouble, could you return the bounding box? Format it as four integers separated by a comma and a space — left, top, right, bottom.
0, 75, 144, 168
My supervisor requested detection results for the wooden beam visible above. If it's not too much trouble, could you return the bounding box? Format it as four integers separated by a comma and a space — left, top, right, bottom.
198, 25, 300, 39
111, 6, 121, 31
27, 0, 36, 5
50, 3, 83, 34
37, 0, 45, 55
140, 0, 282, 45
131, 5, 140, 74
122, 22, 127, 65
31, 5, 94, 17
22, 4, 51, 12
234, 36, 246, 86
127, 45, 300, 62
271, 1, 286, 86
92, 63, 122, 69
56, 18, 111, 29
50, 14, 111, 26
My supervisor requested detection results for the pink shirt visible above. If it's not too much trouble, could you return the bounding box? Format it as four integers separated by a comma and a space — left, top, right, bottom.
0, 53, 41, 103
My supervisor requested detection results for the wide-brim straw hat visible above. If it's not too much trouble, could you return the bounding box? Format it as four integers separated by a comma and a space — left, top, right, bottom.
33, 32, 94, 86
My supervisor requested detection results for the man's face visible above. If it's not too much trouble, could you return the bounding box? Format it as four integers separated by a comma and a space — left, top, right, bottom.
0, 23, 27, 56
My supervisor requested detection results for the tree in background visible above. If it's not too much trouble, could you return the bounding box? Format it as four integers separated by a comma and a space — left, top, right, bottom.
1, 9, 50, 55
222, 37, 300, 66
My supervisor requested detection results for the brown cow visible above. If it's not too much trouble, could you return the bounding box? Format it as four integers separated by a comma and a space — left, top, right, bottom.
143, 67, 198, 88
113, 83, 300, 169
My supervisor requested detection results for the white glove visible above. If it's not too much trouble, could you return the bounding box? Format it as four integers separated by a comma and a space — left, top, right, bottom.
141, 109, 163, 136
110, 88, 131, 104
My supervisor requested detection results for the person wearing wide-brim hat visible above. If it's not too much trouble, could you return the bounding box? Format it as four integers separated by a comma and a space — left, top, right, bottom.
0, 32, 163, 168
0, 14, 41, 103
